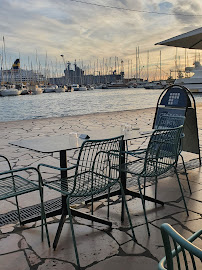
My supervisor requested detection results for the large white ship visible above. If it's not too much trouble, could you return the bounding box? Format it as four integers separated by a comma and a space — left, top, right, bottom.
175, 61, 202, 93
0, 59, 45, 84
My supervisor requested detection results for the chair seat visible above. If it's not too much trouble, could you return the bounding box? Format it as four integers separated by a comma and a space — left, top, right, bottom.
44, 171, 118, 197
0, 175, 39, 200
121, 157, 173, 178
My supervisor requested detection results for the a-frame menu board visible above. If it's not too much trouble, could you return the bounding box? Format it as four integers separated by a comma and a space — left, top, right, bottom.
153, 85, 201, 164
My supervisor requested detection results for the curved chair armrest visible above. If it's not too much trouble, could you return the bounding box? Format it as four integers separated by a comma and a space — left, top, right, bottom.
124, 148, 147, 157
159, 223, 202, 270
38, 163, 77, 172
0, 166, 43, 186
0, 166, 41, 176
0, 155, 12, 171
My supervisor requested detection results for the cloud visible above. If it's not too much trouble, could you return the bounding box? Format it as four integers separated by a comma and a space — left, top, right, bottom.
172, 0, 202, 24
0, 0, 201, 78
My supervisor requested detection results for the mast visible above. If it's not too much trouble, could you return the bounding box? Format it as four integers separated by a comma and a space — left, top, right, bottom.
138, 46, 140, 79
136, 47, 138, 80
147, 50, 149, 81
160, 50, 161, 82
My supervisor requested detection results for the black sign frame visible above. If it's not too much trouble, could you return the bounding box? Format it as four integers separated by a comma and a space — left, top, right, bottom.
153, 84, 201, 165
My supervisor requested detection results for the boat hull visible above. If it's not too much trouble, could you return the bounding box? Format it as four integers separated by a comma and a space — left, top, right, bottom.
0, 89, 21, 96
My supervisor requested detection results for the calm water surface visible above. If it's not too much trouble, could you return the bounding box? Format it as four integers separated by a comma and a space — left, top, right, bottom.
1, 88, 202, 122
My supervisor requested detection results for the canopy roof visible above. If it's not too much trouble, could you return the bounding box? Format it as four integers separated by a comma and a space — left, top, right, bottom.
155, 27, 202, 50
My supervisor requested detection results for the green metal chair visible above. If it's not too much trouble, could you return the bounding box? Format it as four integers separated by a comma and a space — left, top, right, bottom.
38, 136, 136, 269
122, 126, 189, 236
159, 223, 202, 270
0, 155, 50, 246
156, 115, 191, 195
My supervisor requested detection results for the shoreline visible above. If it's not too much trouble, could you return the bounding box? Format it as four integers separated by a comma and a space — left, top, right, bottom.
0, 107, 156, 125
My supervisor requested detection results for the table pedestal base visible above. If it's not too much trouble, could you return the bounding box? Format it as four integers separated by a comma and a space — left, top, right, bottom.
53, 207, 112, 250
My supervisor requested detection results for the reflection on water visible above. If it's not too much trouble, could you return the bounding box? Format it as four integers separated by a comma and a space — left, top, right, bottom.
1, 88, 202, 122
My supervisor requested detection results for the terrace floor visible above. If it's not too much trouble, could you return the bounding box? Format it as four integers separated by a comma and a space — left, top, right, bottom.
1, 152, 202, 270
1, 108, 202, 269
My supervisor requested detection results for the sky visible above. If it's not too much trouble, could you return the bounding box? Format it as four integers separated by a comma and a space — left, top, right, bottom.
0, 0, 202, 80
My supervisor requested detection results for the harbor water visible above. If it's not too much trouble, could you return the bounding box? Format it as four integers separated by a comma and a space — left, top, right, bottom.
1, 88, 202, 122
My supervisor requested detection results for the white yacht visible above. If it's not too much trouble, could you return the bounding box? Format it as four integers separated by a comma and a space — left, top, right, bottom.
55, 85, 66, 93
29, 84, 43, 95
144, 81, 165, 89
175, 61, 202, 93
0, 84, 22, 96
44, 84, 58, 93
79, 85, 87, 91
16, 83, 30, 95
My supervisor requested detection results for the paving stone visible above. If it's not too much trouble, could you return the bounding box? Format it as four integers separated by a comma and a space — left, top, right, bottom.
25, 249, 42, 266
110, 228, 133, 245
88, 201, 103, 212
0, 234, 23, 254
172, 197, 202, 215
19, 238, 29, 249
1, 226, 14, 233
0, 251, 30, 270
128, 224, 165, 261
22, 223, 119, 267
87, 255, 158, 270
0, 199, 17, 214
121, 240, 146, 254
37, 259, 75, 270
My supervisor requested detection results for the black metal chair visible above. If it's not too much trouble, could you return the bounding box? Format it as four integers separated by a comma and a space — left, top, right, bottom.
156, 115, 191, 194
0, 155, 50, 246
121, 126, 189, 236
38, 136, 136, 269
159, 223, 202, 270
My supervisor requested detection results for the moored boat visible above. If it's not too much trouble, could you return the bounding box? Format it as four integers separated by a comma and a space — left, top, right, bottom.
44, 84, 58, 93
174, 61, 202, 93
79, 85, 87, 91
55, 85, 66, 93
0, 84, 22, 96
29, 84, 43, 95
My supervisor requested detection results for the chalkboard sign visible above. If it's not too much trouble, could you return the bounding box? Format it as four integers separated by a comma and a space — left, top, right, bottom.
154, 107, 186, 129
153, 85, 200, 163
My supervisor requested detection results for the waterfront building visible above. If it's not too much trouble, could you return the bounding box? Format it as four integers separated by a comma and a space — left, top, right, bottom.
63, 60, 124, 85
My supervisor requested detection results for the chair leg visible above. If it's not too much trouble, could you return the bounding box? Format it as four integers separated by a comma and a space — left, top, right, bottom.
143, 177, 146, 197
91, 195, 94, 215
180, 153, 192, 194
174, 167, 189, 216
155, 176, 158, 203
67, 198, 81, 269
39, 187, 50, 247
15, 195, 22, 225
119, 182, 136, 242
137, 176, 150, 236
107, 187, 110, 219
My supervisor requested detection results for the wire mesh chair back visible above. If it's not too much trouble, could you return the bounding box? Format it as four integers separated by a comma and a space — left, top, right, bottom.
71, 135, 123, 196
143, 126, 183, 177
159, 223, 202, 270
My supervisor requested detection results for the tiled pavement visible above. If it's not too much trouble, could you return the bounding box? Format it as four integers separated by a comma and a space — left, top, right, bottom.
1, 108, 202, 270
